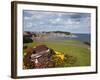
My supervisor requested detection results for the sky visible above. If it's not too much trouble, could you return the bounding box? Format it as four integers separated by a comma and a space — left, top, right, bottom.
23, 10, 91, 34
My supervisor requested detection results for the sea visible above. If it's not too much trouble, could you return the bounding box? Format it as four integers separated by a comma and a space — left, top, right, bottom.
53, 34, 90, 43
65, 34, 90, 43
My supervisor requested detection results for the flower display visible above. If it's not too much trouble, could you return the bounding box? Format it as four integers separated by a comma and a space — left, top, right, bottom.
54, 51, 64, 60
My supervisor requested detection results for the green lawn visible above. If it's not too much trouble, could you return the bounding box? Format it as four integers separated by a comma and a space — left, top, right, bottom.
23, 40, 90, 67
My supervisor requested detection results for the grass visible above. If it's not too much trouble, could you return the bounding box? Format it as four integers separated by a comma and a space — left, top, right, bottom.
23, 40, 90, 67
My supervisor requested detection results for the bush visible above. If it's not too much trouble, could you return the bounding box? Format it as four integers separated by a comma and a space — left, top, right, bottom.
63, 54, 77, 67
48, 48, 56, 58
83, 42, 90, 46
23, 36, 33, 43
23, 45, 27, 49
51, 54, 77, 67
51, 55, 64, 67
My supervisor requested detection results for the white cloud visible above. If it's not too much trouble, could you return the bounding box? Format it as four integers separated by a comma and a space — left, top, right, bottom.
63, 18, 81, 25
55, 17, 61, 22
32, 14, 43, 19
67, 19, 73, 24
24, 16, 30, 20
49, 17, 62, 24
26, 23, 32, 28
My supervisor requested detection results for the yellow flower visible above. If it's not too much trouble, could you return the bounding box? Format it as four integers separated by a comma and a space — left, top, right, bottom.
54, 51, 64, 60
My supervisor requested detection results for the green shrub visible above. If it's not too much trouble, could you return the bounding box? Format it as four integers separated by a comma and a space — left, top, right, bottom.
63, 54, 77, 67
51, 55, 64, 67
51, 54, 77, 67
23, 45, 27, 49
23, 36, 33, 43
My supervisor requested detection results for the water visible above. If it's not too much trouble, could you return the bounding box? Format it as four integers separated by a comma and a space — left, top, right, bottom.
53, 34, 90, 43
66, 34, 90, 43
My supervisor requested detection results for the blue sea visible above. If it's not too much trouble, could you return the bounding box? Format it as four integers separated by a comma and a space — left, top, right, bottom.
51, 34, 90, 43
66, 34, 90, 43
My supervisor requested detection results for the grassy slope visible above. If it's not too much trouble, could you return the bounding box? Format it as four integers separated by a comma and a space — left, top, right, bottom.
24, 40, 90, 67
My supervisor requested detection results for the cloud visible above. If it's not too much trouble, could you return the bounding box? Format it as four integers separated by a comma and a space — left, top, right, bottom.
23, 10, 90, 33
24, 16, 30, 20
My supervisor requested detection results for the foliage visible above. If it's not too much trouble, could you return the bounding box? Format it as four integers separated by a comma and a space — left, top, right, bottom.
52, 31, 71, 35
51, 53, 77, 67
51, 55, 64, 67
54, 51, 64, 60
23, 36, 33, 43
63, 54, 77, 67
23, 45, 27, 49
83, 42, 90, 46
48, 48, 56, 58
